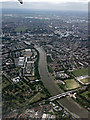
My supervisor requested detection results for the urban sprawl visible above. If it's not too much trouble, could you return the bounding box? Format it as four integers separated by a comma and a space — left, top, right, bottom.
1, 11, 90, 119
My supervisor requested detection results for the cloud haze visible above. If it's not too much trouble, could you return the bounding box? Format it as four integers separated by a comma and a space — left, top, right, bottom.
0, 0, 88, 11
1, 0, 89, 3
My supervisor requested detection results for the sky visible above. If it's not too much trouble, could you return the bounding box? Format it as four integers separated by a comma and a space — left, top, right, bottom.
0, 0, 89, 11
1, 0, 90, 3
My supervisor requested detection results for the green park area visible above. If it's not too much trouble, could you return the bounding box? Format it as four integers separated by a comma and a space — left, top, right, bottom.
0, 77, 2, 92
81, 91, 90, 102
15, 27, 28, 32
75, 89, 90, 110
80, 77, 90, 84
72, 67, 88, 77
2, 76, 10, 89
29, 92, 46, 104
64, 79, 80, 90
2, 75, 49, 115
27, 76, 36, 81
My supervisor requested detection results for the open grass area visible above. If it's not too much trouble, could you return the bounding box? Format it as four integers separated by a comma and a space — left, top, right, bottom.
0, 85, 1, 92
74, 88, 90, 111
80, 77, 90, 84
29, 92, 46, 103
2, 76, 10, 88
64, 79, 80, 90
27, 77, 36, 81
15, 27, 28, 32
72, 67, 88, 77
81, 91, 90, 102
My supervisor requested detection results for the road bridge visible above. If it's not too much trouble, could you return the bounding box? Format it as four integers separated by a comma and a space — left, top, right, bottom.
49, 90, 75, 101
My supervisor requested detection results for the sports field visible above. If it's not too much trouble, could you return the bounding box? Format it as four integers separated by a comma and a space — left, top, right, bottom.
72, 68, 88, 77
80, 77, 90, 85
64, 79, 80, 90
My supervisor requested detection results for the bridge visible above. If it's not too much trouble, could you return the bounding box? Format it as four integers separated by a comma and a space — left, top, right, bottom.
48, 86, 87, 101
49, 90, 76, 101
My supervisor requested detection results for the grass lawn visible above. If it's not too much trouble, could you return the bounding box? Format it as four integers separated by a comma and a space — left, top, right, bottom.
15, 27, 28, 32
64, 79, 80, 90
27, 77, 36, 81
2, 76, 10, 88
80, 77, 90, 84
0, 81, 1, 92
81, 91, 90, 102
72, 67, 88, 77
29, 92, 46, 103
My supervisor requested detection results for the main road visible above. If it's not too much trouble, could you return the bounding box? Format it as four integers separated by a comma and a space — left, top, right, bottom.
36, 46, 89, 119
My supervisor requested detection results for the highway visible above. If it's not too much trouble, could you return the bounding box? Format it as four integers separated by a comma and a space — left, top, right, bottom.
36, 46, 89, 119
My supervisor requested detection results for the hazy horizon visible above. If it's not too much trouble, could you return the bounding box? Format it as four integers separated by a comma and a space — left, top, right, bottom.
0, 1, 89, 12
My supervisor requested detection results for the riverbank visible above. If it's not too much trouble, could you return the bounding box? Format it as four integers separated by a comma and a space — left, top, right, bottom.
36, 46, 89, 119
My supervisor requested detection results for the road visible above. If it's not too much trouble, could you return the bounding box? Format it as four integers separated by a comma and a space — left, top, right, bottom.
49, 91, 73, 101
49, 86, 87, 101
36, 46, 89, 119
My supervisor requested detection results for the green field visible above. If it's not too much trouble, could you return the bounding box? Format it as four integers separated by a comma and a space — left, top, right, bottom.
15, 27, 28, 32
2, 76, 10, 88
64, 79, 80, 90
29, 92, 46, 103
72, 68, 88, 77
80, 77, 90, 84
27, 77, 36, 81
81, 91, 90, 102
0, 78, 2, 92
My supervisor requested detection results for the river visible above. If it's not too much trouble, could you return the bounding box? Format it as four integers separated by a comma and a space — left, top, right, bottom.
36, 46, 89, 119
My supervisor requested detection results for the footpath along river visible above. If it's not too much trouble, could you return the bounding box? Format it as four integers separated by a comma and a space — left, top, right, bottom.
36, 46, 89, 119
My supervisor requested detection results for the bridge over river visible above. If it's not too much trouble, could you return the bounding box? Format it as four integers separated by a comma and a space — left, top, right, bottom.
36, 46, 89, 119
49, 91, 74, 101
